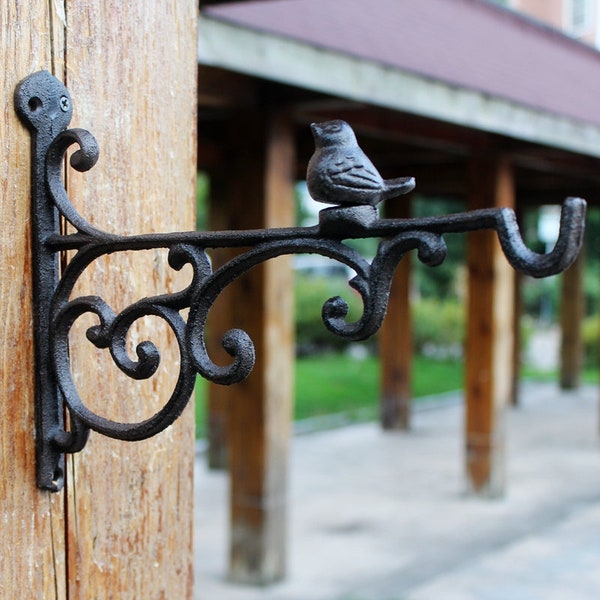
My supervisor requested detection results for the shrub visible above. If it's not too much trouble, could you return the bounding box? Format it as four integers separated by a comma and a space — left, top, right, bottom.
412, 298, 465, 358
295, 274, 466, 358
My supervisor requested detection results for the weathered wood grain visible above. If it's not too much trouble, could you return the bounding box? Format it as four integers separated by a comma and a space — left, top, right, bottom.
0, 2, 66, 598
63, 3, 197, 598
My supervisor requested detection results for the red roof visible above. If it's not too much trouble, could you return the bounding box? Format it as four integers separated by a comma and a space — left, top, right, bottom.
204, 0, 600, 127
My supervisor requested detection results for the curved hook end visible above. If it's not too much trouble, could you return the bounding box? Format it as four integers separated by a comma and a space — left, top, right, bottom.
497, 197, 586, 278
541, 196, 586, 276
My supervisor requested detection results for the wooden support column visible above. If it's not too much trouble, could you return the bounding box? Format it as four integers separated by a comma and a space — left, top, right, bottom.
465, 153, 515, 497
1, 3, 67, 597
380, 200, 413, 430
559, 252, 584, 389
221, 110, 295, 584
1, 3, 197, 598
64, 3, 197, 598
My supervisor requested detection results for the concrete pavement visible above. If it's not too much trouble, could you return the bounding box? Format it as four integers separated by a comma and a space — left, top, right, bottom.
194, 382, 600, 599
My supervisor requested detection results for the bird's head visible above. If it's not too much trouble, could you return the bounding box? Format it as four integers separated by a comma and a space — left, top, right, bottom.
310, 120, 357, 148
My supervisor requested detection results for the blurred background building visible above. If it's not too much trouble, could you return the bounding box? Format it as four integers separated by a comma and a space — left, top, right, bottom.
497, 0, 600, 47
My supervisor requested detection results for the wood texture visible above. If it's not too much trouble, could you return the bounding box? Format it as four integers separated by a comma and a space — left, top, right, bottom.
1, 3, 198, 595
220, 110, 295, 584
465, 153, 515, 497
560, 252, 584, 389
0, 3, 67, 599
379, 200, 413, 430
62, 3, 197, 598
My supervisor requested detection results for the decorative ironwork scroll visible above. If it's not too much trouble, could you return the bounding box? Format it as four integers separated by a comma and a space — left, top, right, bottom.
15, 71, 586, 491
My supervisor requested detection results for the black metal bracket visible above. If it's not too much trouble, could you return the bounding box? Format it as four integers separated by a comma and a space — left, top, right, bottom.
15, 71, 586, 491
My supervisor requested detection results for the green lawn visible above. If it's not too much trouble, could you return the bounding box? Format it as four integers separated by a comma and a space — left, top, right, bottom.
195, 354, 599, 437
195, 354, 463, 437
293, 354, 463, 420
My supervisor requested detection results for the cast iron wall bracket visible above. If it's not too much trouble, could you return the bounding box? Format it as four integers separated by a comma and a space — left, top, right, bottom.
15, 71, 586, 492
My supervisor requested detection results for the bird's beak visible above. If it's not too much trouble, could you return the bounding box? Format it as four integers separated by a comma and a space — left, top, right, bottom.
310, 122, 321, 138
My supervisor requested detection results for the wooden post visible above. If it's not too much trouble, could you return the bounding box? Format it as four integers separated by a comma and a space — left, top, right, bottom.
560, 252, 584, 389
1, 3, 197, 598
222, 110, 295, 584
380, 200, 413, 430
465, 153, 515, 497
0, 3, 67, 598
63, 3, 197, 598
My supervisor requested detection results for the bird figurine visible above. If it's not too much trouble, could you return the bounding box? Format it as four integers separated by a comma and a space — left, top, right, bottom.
307, 120, 415, 207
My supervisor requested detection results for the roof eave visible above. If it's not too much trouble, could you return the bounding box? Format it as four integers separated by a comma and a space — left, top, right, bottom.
198, 14, 600, 158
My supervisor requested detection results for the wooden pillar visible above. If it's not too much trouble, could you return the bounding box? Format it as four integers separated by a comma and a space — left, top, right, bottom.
0, 4, 67, 597
219, 110, 295, 583
379, 201, 413, 430
1, 3, 197, 598
64, 3, 197, 598
560, 252, 584, 389
465, 153, 515, 497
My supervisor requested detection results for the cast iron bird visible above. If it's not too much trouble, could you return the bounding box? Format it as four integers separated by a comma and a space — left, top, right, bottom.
307, 120, 415, 207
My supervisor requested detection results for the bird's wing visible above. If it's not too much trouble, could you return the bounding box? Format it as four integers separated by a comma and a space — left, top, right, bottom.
327, 154, 382, 190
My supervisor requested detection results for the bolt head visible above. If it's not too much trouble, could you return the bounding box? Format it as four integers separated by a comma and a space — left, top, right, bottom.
59, 95, 70, 112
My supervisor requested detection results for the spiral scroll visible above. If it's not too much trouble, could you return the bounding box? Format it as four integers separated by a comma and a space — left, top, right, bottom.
46, 127, 104, 236
51, 242, 213, 440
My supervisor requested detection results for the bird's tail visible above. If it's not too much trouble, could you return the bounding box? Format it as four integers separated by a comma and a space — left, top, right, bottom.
383, 176, 416, 200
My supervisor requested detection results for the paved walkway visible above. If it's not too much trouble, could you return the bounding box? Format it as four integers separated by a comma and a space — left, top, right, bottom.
194, 383, 600, 599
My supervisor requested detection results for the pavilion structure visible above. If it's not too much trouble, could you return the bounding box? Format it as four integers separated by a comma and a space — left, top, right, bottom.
197, 0, 600, 584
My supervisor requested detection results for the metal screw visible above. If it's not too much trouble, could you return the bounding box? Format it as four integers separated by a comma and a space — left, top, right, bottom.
59, 95, 70, 112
